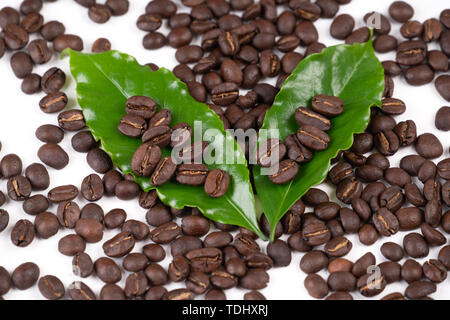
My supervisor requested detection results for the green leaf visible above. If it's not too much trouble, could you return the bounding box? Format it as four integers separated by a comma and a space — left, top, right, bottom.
253, 39, 384, 241
66, 49, 265, 240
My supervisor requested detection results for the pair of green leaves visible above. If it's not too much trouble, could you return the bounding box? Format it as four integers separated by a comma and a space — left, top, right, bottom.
65, 38, 384, 241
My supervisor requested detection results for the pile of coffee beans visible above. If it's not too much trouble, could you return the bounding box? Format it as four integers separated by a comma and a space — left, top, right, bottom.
0, 0, 449, 301
120, 95, 231, 197
257, 94, 343, 184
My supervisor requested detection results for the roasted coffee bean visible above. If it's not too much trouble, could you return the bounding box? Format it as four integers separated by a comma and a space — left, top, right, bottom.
415, 133, 443, 159
88, 4, 112, 23
20, 0, 42, 14
40, 20, 65, 41
168, 255, 190, 282
381, 98, 406, 115
328, 258, 353, 274
422, 18, 442, 42
312, 94, 344, 117
81, 174, 104, 202
297, 125, 330, 151
72, 252, 94, 278
400, 20, 423, 39
405, 281, 436, 299
122, 253, 149, 273
124, 96, 156, 120
389, 1, 414, 22
343, 151, 367, 167
137, 13, 162, 32
121, 220, 149, 241
351, 133, 373, 154
439, 29, 450, 57
351, 198, 371, 222
381, 242, 404, 262
35, 125, 64, 144
58, 110, 85, 132
428, 51, 449, 73
91, 38, 111, 53
0, 209, 9, 233
283, 134, 312, 164
400, 155, 425, 176
41, 67, 65, 94
10, 52, 33, 79
53, 34, 84, 52
293, 21, 318, 46
130, 143, 161, 177
185, 271, 210, 294
340, 208, 361, 234
86, 148, 113, 174
103, 208, 126, 230
71, 131, 98, 153
404, 64, 434, 86
291, 1, 321, 21
145, 205, 171, 227
4, 25, 29, 50
0, 7, 20, 29
34, 212, 59, 239
355, 165, 383, 182
396, 40, 426, 66
423, 178, 442, 201
118, 115, 147, 138
352, 252, 376, 278
143, 32, 167, 50
103, 231, 135, 257
434, 107, 450, 132
379, 261, 402, 283
238, 268, 269, 290
299, 250, 328, 274
56, 201, 80, 229
48, 185, 78, 203
373, 207, 399, 237
11, 262, 39, 290
396, 207, 423, 231
186, 247, 222, 273
374, 35, 398, 53
364, 11, 391, 35
330, 14, 354, 39
181, 215, 210, 237
327, 271, 356, 292
28, 39, 51, 65
328, 162, 353, 185
24, 163, 49, 191
358, 224, 378, 246
304, 274, 328, 299
421, 223, 446, 246
295, 107, 330, 131
324, 236, 352, 257
302, 222, 331, 246
75, 218, 104, 243
269, 159, 298, 185
39, 92, 68, 114
38, 275, 65, 300
302, 188, 329, 207
418, 160, 436, 183
325, 292, 353, 300
23, 194, 49, 215
369, 114, 396, 134
394, 120, 417, 146
21, 73, 41, 94
401, 259, 423, 284
67, 281, 96, 300
384, 167, 411, 187
106, 0, 129, 15
202, 231, 231, 249
37, 143, 69, 170
7, 175, 31, 201
265, 239, 291, 267
435, 75, 450, 102
141, 244, 165, 263
150, 221, 181, 244
58, 234, 85, 256
100, 283, 125, 300
102, 171, 122, 197
314, 202, 340, 221
424, 199, 441, 228
438, 245, 450, 270
95, 257, 122, 284
203, 169, 230, 197
11, 219, 34, 247
233, 233, 259, 257
382, 60, 402, 77
149, 156, 176, 187
336, 178, 363, 204
357, 273, 387, 297
404, 233, 429, 258
114, 180, 140, 200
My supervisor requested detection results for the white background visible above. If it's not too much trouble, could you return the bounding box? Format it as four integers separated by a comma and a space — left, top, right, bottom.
0, 0, 449, 300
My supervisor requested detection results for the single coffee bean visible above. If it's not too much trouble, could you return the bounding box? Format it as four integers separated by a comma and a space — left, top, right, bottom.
291, 1, 321, 21
356, 165, 383, 182
330, 14, 355, 39
352, 252, 376, 277
239, 268, 269, 290
269, 159, 299, 185
295, 107, 331, 131
438, 245, 450, 270
56, 201, 80, 228
304, 274, 329, 299
364, 12, 391, 35
389, 1, 414, 22
404, 65, 434, 86
114, 180, 140, 200
40, 20, 65, 41
0, 7, 20, 29
435, 107, 450, 131
39, 92, 68, 114
382, 60, 402, 77
88, 4, 111, 23
396, 40, 426, 66
325, 292, 353, 300
72, 252, 94, 278
121, 219, 149, 241
204, 169, 230, 197
357, 273, 387, 297
396, 207, 423, 231
21, 73, 41, 94
48, 185, 78, 203
53, 34, 83, 52
303, 188, 329, 206
11, 262, 39, 290
87, 148, 113, 173
41, 67, 65, 94
10, 52, 33, 79
24, 163, 50, 191
58, 109, 85, 131
58, 234, 86, 256
4, 25, 29, 50
422, 18, 442, 42
379, 261, 402, 283
91, 38, 111, 53
373, 207, 399, 237
336, 178, 363, 204
35, 124, 64, 143
7, 175, 32, 201
374, 130, 400, 156
405, 281, 436, 299
435, 75, 450, 102
401, 259, 423, 283
38, 275, 65, 300
67, 281, 96, 300
100, 283, 125, 300
358, 224, 378, 246
150, 222, 181, 244
0, 209, 9, 233
381, 242, 404, 262
11, 219, 35, 247
37, 143, 69, 170
28, 39, 51, 65
415, 133, 443, 159
324, 236, 352, 257
394, 120, 417, 146
122, 253, 148, 273
297, 125, 330, 151
71, 131, 98, 153
428, 51, 449, 72
421, 223, 446, 246
312, 94, 344, 117
137, 13, 162, 32
23, 195, 49, 216
95, 257, 122, 284
327, 271, 356, 292
403, 233, 429, 258
75, 218, 104, 243
103, 232, 135, 257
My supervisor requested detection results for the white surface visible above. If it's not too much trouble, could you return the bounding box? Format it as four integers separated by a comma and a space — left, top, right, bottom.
0, 0, 449, 300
